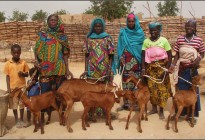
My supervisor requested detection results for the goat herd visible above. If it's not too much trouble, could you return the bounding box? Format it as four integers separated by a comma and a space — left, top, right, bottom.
10, 74, 201, 135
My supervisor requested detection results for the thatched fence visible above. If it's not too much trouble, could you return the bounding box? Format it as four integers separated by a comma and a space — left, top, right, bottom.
0, 16, 205, 62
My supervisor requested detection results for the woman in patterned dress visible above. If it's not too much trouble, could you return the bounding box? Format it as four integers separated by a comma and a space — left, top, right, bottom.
141, 22, 172, 119
116, 13, 145, 111
80, 17, 115, 118
34, 14, 73, 124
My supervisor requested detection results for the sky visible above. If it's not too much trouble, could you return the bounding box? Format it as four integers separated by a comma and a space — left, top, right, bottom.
0, 1, 205, 21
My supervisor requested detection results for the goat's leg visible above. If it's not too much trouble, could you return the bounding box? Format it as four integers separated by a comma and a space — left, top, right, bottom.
51, 100, 63, 126
59, 103, 65, 126
64, 100, 74, 133
33, 114, 38, 133
185, 107, 190, 121
175, 106, 183, 133
38, 112, 45, 134
145, 103, 148, 121
46, 108, 51, 125
138, 104, 145, 133
107, 108, 113, 130
125, 104, 134, 130
166, 104, 175, 130
190, 105, 195, 127
82, 107, 90, 130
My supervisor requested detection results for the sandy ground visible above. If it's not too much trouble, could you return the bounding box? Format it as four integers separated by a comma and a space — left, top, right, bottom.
0, 61, 205, 139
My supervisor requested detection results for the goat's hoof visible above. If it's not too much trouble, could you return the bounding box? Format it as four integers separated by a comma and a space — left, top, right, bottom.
33, 129, 38, 133
145, 118, 148, 121
46, 121, 50, 125
175, 129, 178, 133
125, 127, 128, 130
41, 130, 45, 134
191, 124, 194, 127
83, 127, 87, 130
109, 127, 113, 130
138, 129, 142, 133
166, 126, 170, 130
68, 128, 73, 133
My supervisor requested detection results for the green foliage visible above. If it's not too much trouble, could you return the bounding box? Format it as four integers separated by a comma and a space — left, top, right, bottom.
9, 10, 28, 21
31, 10, 48, 22
54, 9, 68, 15
157, 0, 179, 17
84, 0, 133, 21
0, 11, 6, 22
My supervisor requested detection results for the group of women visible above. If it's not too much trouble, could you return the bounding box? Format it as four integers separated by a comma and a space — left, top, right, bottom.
34, 13, 204, 124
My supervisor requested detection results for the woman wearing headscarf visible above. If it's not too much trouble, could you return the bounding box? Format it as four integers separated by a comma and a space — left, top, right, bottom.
169, 19, 205, 124
141, 21, 172, 119
116, 13, 145, 111
80, 17, 115, 118
34, 14, 73, 124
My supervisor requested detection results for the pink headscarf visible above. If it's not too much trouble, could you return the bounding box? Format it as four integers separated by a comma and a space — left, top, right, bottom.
127, 13, 135, 19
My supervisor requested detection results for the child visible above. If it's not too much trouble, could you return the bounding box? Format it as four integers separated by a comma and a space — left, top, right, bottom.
4, 44, 29, 128
24, 67, 40, 127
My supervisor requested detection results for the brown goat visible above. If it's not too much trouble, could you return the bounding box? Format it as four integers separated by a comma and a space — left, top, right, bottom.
124, 75, 150, 133
166, 75, 201, 133
81, 91, 120, 130
11, 88, 61, 134
57, 78, 118, 132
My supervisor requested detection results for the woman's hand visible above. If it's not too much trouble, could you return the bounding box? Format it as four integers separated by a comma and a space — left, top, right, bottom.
66, 70, 73, 79
192, 56, 201, 67
168, 64, 175, 74
80, 71, 88, 79
18, 71, 28, 77
120, 57, 125, 66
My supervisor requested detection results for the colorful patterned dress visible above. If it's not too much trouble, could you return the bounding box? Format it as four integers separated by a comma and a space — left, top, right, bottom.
85, 36, 115, 81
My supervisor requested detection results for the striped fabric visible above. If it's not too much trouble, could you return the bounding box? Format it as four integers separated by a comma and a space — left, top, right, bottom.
174, 35, 205, 53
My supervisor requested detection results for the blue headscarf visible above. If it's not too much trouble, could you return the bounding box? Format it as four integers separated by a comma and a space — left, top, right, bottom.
116, 14, 145, 68
87, 18, 110, 39
148, 21, 162, 32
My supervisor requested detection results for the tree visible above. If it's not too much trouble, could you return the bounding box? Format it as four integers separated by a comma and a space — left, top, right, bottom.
9, 10, 28, 21
84, 0, 133, 21
31, 10, 48, 22
156, 0, 179, 17
0, 11, 6, 22
54, 9, 68, 15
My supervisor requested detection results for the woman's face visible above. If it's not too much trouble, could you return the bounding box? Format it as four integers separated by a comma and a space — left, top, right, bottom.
185, 22, 195, 35
93, 23, 103, 35
127, 18, 135, 29
149, 27, 160, 40
48, 16, 58, 28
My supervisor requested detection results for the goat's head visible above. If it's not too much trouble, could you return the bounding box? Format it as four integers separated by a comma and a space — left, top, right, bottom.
192, 75, 201, 86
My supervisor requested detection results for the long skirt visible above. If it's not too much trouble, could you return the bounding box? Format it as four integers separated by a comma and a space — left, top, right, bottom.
176, 67, 201, 117
146, 60, 173, 108
122, 51, 141, 90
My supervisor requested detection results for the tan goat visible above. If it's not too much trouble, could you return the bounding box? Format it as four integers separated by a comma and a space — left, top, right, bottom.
57, 78, 118, 132
124, 75, 150, 133
166, 75, 201, 133
11, 88, 61, 134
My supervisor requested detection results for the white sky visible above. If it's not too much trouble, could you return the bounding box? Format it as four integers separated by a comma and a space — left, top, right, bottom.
0, 1, 204, 21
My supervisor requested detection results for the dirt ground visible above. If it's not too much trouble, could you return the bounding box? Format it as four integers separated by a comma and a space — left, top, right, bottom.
0, 61, 205, 139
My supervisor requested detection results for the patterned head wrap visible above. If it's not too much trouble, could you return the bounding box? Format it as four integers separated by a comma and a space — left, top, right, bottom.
87, 17, 109, 39
127, 13, 135, 19
148, 21, 162, 32
186, 19, 197, 35
46, 14, 65, 33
